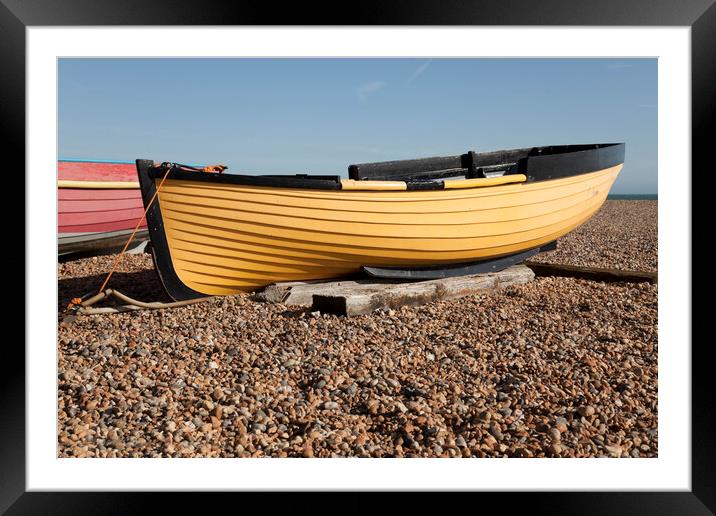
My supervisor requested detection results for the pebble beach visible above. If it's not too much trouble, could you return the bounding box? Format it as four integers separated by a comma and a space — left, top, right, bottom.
57, 200, 658, 458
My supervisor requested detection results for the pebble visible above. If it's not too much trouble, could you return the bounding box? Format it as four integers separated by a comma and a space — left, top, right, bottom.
555, 417, 569, 433
548, 428, 561, 443
605, 444, 623, 457
489, 423, 504, 441
57, 204, 658, 458
530, 201, 657, 271
578, 406, 596, 417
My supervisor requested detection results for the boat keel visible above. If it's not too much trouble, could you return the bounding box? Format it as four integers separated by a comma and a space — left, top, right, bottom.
362, 243, 556, 280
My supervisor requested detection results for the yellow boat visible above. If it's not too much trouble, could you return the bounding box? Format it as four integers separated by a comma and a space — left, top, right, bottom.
136, 143, 624, 300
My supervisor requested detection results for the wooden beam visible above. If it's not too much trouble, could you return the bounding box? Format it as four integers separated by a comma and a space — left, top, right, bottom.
525, 261, 657, 284
252, 278, 367, 306
311, 265, 534, 316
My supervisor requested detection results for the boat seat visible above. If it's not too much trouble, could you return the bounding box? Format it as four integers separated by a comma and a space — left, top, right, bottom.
348, 148, 531, 182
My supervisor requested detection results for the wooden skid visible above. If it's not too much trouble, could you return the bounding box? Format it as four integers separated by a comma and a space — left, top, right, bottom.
525, 261, 658, 284
255, 264, 534, 316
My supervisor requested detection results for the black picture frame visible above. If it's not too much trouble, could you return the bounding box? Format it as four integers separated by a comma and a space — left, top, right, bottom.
6, 0, 713, 512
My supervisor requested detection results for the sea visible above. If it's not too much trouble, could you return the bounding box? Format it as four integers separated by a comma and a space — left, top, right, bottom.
607, 194, 657, 200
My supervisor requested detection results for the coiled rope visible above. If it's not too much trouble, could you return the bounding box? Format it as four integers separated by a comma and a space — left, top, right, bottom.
72, 289, 214, 315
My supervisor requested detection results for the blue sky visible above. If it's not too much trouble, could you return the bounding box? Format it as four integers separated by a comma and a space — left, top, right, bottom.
59, 58, 657, 193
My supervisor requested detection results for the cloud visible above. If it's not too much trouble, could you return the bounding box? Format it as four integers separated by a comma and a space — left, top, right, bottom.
407, 59, 432, 83
356, 80, 388, 101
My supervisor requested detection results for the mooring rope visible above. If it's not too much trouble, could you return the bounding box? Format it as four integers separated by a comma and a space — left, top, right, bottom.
72, 288, 214, 315
65, 163, 225, 314
94, 166, 173, 296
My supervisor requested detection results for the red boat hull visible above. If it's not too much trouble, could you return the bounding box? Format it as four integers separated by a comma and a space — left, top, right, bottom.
58, 161, 139, 182
58, 161, 148, 254
58, 187, 146, 234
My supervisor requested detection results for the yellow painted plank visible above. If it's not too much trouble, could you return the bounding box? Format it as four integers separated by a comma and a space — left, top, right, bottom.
159, 185, 610, 241
443, 174, 527, 189
162, 189, 608, 261
158, 174, 613, 226
340, 179, 407, 190
177, 202, 604, 294
159, 166, 619, 203
58, 180, 140, 189
158, 166, 618, 213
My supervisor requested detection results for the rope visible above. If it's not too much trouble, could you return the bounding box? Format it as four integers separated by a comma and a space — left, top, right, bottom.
74, 288, 214, 315
65, 162, 228, 313
95, 166, 173, 295
201, 164, 227, 173
160, 162, 226, 174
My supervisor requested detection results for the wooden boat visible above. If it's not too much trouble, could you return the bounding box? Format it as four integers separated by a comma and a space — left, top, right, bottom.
136, 143, 624, 300
58, 160, 149, 255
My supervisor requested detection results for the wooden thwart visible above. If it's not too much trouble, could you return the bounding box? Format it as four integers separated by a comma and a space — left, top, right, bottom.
254, 265, 535, 316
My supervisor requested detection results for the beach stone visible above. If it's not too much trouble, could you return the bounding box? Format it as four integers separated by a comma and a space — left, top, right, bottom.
57, 210, 659, 459
555, 417, 569, 433
548, 428, 561, 443
578, 406, 595, 417
605, 444, 622, 457
489, 423, 503, 441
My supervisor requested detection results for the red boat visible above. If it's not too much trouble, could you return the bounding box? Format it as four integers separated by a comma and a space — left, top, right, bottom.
58, 160, 149, 255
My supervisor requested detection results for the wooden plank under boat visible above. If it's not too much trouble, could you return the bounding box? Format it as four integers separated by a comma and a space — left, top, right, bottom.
136, 143, 625, 300
58, 160, 148, 255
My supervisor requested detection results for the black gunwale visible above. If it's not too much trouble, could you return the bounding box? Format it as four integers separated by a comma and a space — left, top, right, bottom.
137, 143, 625, 301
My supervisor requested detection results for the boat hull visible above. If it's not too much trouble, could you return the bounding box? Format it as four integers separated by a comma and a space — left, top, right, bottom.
58, 229, 149, 255
59, 160, 139, 182
58, 161, 148, 255
138, 159, 621, 299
